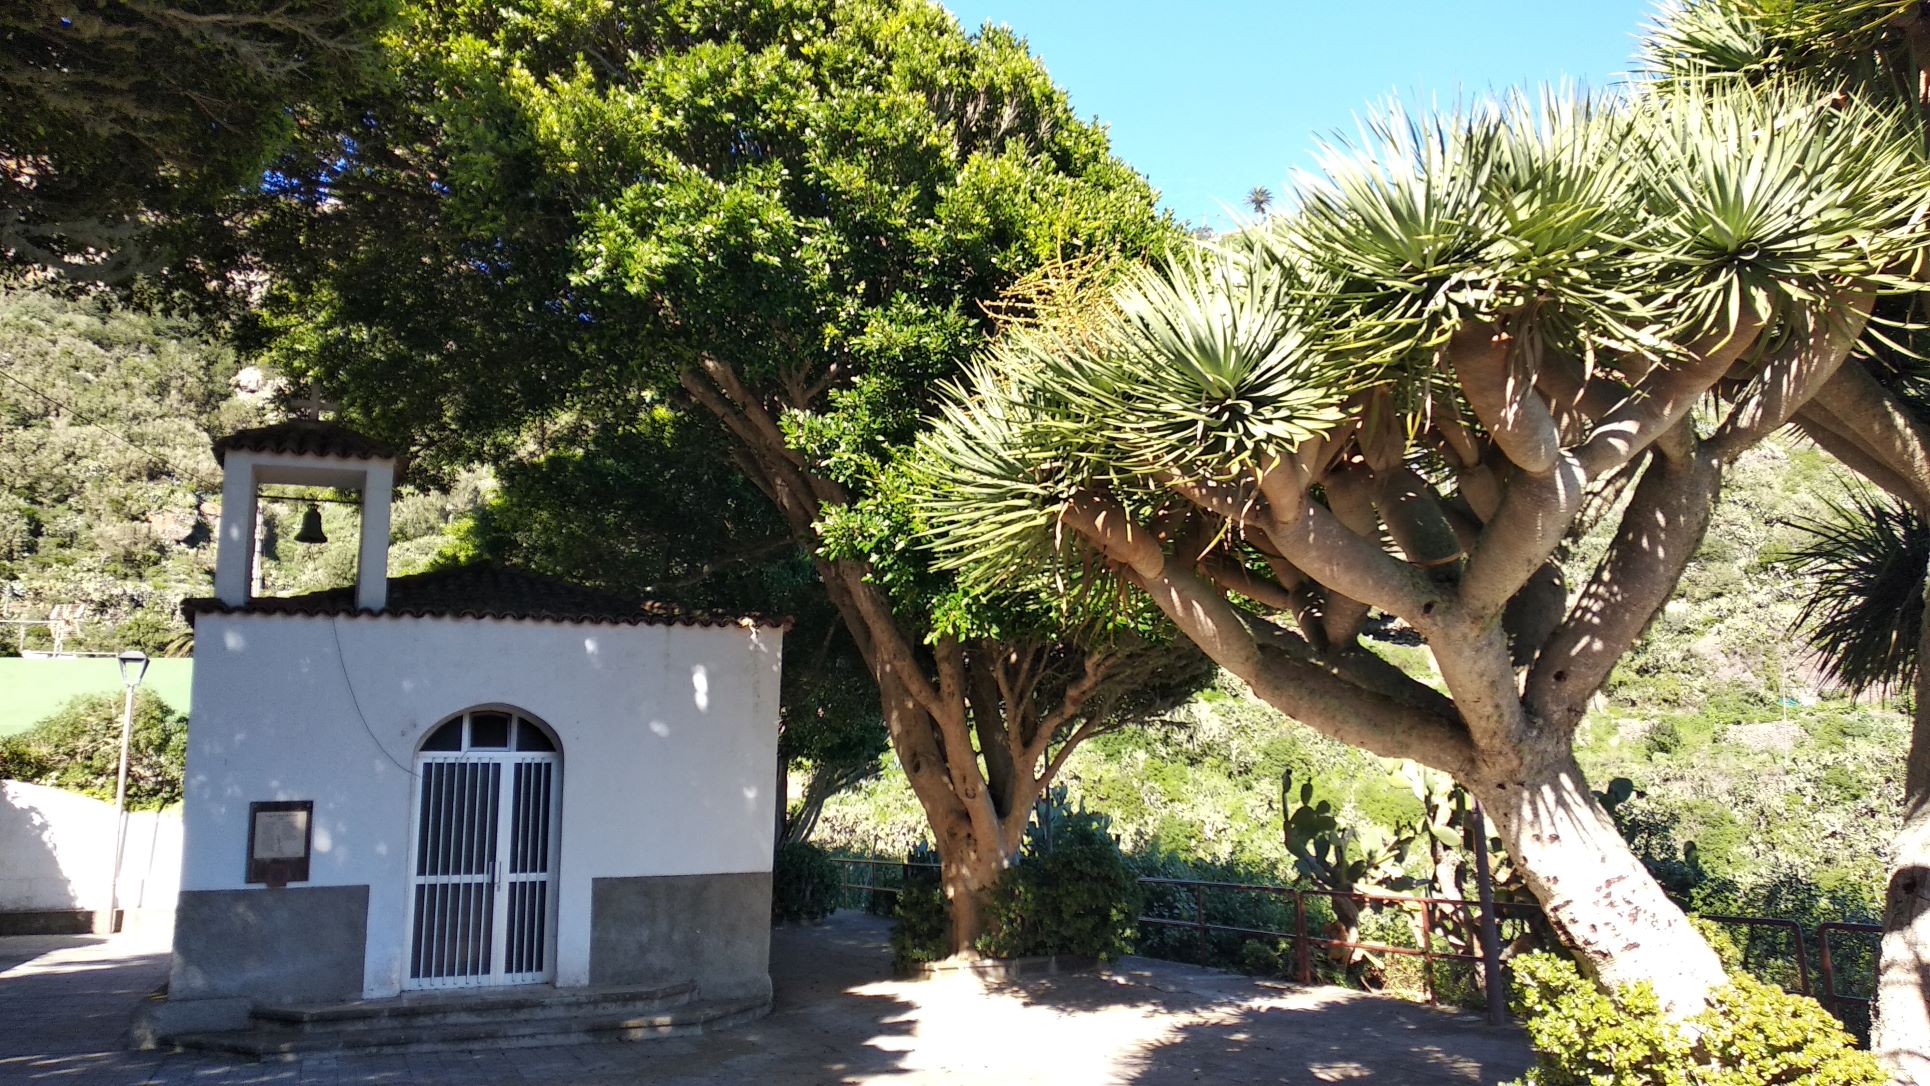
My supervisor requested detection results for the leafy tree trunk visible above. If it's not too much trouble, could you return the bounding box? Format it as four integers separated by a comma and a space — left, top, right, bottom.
782, 761, 877, 845
1874, 577, 1930, 1081
685, 358, 1198, 957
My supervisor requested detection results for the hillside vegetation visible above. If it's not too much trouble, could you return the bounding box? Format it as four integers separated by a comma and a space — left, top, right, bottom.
0, 289, 481, 654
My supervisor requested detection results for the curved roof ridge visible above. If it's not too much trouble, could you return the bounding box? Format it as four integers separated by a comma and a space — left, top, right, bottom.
212, 419, 399, 467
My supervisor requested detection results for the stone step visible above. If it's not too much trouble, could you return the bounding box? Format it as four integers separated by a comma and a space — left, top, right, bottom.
170, 994, 771, 1058
249, 980, 697, 1033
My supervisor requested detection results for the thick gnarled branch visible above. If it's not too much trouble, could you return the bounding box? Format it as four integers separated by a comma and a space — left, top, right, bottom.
1526, 438, 1724, 729
1061, 490, 1477, 776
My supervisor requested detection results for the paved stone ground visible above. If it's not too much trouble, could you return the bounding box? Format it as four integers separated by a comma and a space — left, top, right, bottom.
0, 913, 1530, 1085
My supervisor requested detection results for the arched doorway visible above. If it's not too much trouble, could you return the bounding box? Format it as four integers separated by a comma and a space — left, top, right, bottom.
405, 708, 561, 990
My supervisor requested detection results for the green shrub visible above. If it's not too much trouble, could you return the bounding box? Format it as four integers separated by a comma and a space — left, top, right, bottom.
888, 843, 949, 969
1508, 952, 1885, 1086
771, 841, 843, 924
1237, 938, 1291, 977
890, 881, 950, 971
979, 800, 1142, 961
1645, 718, 1685, 757
0, 691, 186, 808
890, 795, 1144, 968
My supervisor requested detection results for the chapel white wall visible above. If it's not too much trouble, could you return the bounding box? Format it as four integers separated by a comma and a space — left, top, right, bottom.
181, 613, 782, 996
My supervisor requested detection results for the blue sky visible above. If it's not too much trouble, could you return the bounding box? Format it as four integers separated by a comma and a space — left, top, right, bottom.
944, 1, 1660, 231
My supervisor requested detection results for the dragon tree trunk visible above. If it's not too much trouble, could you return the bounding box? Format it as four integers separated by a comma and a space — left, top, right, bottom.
1874, 574, 1930, 1084
1467, 739, 1726, 1016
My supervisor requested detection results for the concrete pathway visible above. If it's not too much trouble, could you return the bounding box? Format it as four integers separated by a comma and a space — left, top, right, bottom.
0, 913, 1530, 1085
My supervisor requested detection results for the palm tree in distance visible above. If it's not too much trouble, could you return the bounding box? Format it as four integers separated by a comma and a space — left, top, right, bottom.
1245, 185, 1272, 217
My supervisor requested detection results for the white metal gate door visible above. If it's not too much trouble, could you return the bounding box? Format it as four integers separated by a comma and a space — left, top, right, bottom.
407, 710, 560, 990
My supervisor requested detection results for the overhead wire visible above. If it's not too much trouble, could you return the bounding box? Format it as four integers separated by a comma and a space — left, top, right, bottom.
0, 354, 189, 478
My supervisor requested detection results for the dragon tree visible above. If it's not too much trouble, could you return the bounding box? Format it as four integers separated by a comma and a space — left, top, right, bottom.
919, 82, 1930, 1013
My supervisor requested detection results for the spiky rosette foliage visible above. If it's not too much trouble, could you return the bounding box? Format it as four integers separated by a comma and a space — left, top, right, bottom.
1643, 0, 1919, 87
1044, 252, 1356, 479
1283, 97, 1649, 390
1626, 81, 1929, 344
1781, 487, 1929, 694
919, 248, 1364, 591
923, 79, 1930, 598
917, 354, 1088, 593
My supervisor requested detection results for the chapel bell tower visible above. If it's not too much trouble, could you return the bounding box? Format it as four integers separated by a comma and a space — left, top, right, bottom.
210, 419, 399, 611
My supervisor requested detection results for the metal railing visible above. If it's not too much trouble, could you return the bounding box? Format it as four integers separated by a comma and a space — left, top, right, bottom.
1818, 921, 1884, 1022
830, 857, 1880, 1027
1135, 876, 1544, 1008
833, 856, 938, 914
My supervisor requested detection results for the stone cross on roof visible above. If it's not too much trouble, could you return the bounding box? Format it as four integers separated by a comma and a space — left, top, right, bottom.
290, 382, 338, 421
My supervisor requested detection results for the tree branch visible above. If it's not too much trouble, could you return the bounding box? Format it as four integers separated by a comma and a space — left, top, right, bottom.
1805, 360, 1930, 505
1449, 322, 1561, 473
1460, 452, 1586, 619
1526, 439, 1724, 729
1257, 496, 1444, 629
1573, 316, 1768, 479
1061, 491, 1476, 776
1706, 295, 1873, 461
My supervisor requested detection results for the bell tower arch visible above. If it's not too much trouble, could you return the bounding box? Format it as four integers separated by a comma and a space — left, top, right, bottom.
210, 420, 399, 610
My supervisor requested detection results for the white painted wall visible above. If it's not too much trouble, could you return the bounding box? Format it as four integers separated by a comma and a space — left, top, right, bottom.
0, 780, 181, 914
181, 612, 783, 997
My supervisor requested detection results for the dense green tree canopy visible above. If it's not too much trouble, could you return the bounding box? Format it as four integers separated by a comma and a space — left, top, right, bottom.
1, 0, 393, 285
439, 414, 885, 823
252, 0, 1206, 947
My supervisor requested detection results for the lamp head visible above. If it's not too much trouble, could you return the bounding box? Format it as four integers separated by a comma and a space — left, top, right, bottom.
117, 650, 149, 689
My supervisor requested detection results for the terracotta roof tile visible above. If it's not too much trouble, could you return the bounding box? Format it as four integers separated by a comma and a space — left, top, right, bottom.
182, 564, 787, 631
212, 420, 398, 466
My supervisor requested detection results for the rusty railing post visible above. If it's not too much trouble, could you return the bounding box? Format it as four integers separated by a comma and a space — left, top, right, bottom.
1294, 890, 1313, 984
1790, 922, 1812, 997
1819, 924, 1839, 1016
1421, 898, 1436, 1005
1193, 885, 1208, 961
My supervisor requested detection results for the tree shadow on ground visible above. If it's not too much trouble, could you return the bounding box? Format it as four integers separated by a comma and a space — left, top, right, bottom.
0, 916, 925, 1086
1118, 997, 1530, 1085
984, 956, 1531, 1085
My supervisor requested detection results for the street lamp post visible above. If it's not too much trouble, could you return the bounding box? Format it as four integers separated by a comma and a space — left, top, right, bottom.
106, 650, 149, 934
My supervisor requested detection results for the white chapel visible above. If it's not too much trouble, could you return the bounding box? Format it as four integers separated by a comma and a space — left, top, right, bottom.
150, 420, 785, 1049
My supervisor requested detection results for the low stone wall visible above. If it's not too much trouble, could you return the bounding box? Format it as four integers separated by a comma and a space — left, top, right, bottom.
589, 871, 774, 1001
170, 884, 369, 1003
0, 780, 180, 932
905, 954, 1099, 981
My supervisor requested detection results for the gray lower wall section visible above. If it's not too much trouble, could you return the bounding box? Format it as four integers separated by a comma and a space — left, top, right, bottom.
590, 872, 772, 1000
170, 885, 369, 1003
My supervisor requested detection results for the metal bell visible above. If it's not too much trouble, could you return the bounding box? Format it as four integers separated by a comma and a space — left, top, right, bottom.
293, 503, 328, 544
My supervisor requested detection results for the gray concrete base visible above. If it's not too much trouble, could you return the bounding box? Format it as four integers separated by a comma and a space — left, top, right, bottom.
129, 995, 254, 1049
589, 871, 772, 1001
170, 885, 369, 1004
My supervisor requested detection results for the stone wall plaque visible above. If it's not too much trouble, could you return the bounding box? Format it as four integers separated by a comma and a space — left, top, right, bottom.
245, 800, 312, 887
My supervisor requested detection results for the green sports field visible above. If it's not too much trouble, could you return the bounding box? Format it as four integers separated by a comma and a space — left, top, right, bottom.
0, 658, 194, 736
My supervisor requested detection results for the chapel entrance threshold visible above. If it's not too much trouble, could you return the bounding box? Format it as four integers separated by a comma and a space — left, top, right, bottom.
165, 978, 772, 1058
